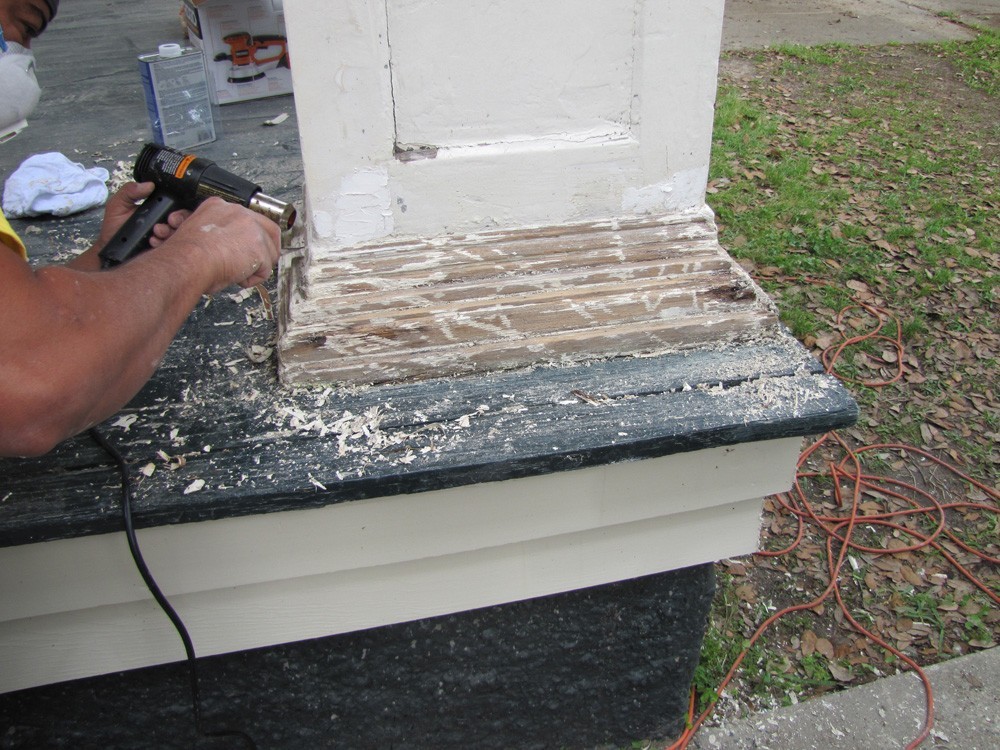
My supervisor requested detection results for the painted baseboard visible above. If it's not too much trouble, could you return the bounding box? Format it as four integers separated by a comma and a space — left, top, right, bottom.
0, 436, 801, 692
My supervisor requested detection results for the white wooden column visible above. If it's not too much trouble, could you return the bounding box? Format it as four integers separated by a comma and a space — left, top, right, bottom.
277, 0, 749, 385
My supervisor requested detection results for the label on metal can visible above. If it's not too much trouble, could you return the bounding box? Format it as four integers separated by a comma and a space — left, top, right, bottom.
138, 46, 217, 149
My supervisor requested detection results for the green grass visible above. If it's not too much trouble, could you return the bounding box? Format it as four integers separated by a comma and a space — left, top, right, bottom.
898, 590, 949, 650
710, 33, 999, 415
690, 574, 747, 712
754, 651, 839, 705
942, 25, 1000, 97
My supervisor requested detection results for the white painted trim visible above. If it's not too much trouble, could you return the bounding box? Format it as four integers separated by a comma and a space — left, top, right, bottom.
0, 437, 801, 692
284, 0, 727, 243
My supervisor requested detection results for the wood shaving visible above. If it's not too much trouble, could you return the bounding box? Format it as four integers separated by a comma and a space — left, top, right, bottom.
245, 345, 274, 363
263, 113, 289, 126
157, 450, 187, 470
112, 414, 139, 432
183, 479, 206, 494
108, 160, 133, 193
268, 395, 493, 471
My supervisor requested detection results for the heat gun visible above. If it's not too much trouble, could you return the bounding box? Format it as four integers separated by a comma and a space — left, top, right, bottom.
98, 143, 296, 268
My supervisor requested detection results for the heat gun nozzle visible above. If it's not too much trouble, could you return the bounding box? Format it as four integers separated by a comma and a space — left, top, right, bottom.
249, 192, 297, 230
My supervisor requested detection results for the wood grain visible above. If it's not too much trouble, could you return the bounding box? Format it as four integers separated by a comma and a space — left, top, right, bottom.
279, 213, 778, 384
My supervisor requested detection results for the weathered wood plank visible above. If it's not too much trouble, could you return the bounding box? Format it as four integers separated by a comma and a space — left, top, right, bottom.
314, 270, 752, 330
311, 215, 721, 288
282, 310, 775, 383
317, 244, 731, 301
279, 213, 778, 384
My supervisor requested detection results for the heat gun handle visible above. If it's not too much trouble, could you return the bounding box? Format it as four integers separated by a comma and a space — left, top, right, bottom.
98, 189, 184, 268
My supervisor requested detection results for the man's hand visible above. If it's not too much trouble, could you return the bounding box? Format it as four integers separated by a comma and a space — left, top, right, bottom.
99, 181, 191, 249
71, 186, 280, 287
165, 197, 282, 293
69, 182, 191, 271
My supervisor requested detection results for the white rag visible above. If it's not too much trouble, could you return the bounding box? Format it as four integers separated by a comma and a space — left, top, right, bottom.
2, 152, 110, 217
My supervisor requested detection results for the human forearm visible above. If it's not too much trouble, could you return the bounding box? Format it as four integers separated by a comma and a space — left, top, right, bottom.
2, 248, 212, 455
0, 198, 280, 456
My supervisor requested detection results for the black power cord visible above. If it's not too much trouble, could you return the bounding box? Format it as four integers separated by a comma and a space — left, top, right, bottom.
89, 426, 256, 749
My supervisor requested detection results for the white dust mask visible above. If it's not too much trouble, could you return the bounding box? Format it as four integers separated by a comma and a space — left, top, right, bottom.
0, 41, 41, 143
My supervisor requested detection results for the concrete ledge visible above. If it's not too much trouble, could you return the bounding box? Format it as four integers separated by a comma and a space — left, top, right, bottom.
691, 646, 1000, 750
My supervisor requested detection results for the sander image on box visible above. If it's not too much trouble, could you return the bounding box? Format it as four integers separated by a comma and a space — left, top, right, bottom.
183, 0, 293, 104
215, 31, 289, 84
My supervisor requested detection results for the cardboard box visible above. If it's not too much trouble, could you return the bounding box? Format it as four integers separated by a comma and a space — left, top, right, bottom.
182, 0, 292, 104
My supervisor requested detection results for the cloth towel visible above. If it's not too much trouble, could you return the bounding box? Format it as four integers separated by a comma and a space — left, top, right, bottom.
2, 152, 109, 218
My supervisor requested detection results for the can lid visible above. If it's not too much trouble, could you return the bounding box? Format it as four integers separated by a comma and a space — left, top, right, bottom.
158, 43, 183, 58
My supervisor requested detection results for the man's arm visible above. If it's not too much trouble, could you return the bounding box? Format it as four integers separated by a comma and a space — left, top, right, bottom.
0, 196, 280, 457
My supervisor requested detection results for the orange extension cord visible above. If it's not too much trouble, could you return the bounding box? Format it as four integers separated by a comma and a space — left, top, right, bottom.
667, 301, 1000, 750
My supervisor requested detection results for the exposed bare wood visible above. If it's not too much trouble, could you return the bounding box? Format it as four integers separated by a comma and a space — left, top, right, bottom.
279, 213, 778, 385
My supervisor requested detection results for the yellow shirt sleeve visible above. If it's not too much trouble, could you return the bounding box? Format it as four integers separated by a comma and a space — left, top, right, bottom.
1, 210, 28, 260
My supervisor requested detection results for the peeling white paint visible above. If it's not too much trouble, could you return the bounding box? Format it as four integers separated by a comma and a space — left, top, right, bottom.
335, 168, 394, 245
621, 166, 710, 215
312, 210, 334, 239
621, 181, 674, 215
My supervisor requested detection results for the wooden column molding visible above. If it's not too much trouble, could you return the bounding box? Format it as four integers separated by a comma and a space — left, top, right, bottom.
278, 210, 778, 384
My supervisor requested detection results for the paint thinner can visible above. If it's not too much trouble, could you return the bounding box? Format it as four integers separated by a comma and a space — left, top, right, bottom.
138, 43, 218, 150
